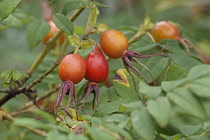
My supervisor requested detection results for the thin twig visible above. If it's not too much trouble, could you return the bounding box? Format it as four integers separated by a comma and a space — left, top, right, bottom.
1, 110, 48, 137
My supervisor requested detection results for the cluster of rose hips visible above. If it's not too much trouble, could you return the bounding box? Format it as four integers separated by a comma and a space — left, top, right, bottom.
43, 19, 210, 121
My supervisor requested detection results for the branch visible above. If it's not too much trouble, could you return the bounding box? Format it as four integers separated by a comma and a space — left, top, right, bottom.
10, 87, 58, 116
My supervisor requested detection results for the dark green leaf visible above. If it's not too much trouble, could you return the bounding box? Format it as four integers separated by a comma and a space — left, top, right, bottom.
147, 97, 171, 127
131, 108, 155, 140
188, 65, 210, 81
108, 86, 121, 101
170, 54, 201, 70
52, 12, 74, 35
141, 56, 169, 80
62, 0, 88, 15
180, 124, 202, 136
27, 20, 49, 50
0, 0, 22, 22
190, 77, 210, 98
97, 99, 127, 116
168, 88, 206, 119
165, 65, 187, 81
139, 81, 162, 99
161, 78, 187, 92
129, 40, 157, 53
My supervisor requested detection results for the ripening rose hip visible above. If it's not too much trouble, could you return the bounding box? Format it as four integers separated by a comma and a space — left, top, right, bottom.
85, 45, 109, 83
58, 54, 86, 84
151, 21, 180, 43
100, 30, 129, 59
43, 20, 65, 44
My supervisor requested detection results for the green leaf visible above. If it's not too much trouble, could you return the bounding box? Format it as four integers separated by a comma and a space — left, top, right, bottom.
0, 0, 22, 22
93, 1, 109, 8
68, 132, 88, 140
113, 69, 132, 101
188, 65, 210, 81
170, 54, 202, 70
1, 14, 22, 27
139, 81, 162, 99
68, 33, 80, 47
47, 131, 67, 140
131, 108, 155, 140
190, 77, 210, 98
168, 88, 206, 119
32, 109, 56, 124
203, 121, 210, 131
165, 65, 187, 81
12, 70, 25, 81
0, 70, 27, 87
141, 56, 169, 81
147, 97, 171, 127
13, 118, 51, 130
0, 70, 12, 80
52, 12, 74, 35
80, 40, 92, 49
119, 101, 143, 112
160, 134, 183, 140
62, 0, 88, 15
130, 40, 157, 53
96, 23, 111, 33
27, 20, 49, 50
89, 127, 115, 140
180, 124, 202, 136
108, 86, 121, 101
161, 78, 187, 92
106, 114, 129, 123
97, 99, 127, 116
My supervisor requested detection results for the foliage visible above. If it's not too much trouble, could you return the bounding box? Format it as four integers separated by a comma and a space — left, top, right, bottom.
1, 0, 210, 140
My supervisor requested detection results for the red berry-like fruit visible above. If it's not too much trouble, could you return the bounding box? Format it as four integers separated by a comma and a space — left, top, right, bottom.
100, 30, 129, 59
58, 54, 86, 84
151, 21, 180, 43
85, 45, 109, 83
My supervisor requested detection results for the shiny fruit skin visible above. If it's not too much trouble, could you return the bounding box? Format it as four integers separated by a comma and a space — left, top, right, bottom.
151, 21, 180, 43
100, 30, 129, 59
85, 45, 109, 83
43, 20, 65, 44
58, 54, 86, 84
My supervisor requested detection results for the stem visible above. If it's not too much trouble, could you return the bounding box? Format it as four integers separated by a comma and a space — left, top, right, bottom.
129, 31, 146, 44
73, 45, 81, 54
1, 110, 47, 137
